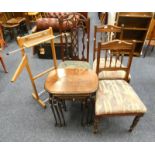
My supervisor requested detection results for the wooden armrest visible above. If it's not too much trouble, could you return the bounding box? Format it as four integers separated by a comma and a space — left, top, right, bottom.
31, 26, 37, 33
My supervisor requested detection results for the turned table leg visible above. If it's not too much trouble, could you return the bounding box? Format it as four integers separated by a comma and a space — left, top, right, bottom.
49, 96, 58, 126
58, 99, 66, 126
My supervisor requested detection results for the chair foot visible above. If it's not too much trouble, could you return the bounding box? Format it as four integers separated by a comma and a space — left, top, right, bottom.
129, 115, 143, 132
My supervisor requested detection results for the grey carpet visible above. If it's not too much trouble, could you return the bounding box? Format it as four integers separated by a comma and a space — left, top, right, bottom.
0, 12, 155, 142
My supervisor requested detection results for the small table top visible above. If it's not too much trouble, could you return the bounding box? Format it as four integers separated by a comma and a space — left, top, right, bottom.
45, 68, 98, 95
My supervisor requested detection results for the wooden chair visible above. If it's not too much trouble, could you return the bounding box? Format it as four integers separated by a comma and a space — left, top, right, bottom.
93, 25, 124, 61
24, 12, 41, 29
92, 25, 133, 82
144, 23, 155, 57
58, 12, 91, 69
1, 13, 28, 40
93, 40, 147, 133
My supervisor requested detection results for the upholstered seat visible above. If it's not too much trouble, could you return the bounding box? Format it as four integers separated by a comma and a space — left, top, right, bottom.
93, 58, 131, 80
58, 60, 91, 69
96, 80, 147, 116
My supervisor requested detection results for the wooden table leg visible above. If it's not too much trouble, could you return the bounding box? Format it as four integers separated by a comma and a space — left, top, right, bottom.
49, 95, 58, 126
58, 99, 66, 126
53, 97, 62, 127
129, 115, 143, 132
81, 100, 86, 126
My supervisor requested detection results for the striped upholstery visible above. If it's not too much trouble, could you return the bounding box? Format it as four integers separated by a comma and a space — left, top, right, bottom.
93, 58, 131, 80
58, 60, 91, 69
96, 80, 147, 116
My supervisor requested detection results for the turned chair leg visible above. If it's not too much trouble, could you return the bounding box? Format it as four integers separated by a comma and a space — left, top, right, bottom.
143, 44, 150, 57
49, 97, 58, 126
0, 56, 8, 73
129, 115, 143, 132
151, 46, 155, 53
93, 116, 99, 134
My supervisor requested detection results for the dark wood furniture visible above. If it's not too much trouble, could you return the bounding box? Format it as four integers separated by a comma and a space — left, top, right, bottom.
45, 68, 98, 126
93, 24, 123, 61
93, 25, 132, 82
116, 12, 153, 56
58, 12, 91, 69
0, 13, 28, 41
93, 40, 147, 133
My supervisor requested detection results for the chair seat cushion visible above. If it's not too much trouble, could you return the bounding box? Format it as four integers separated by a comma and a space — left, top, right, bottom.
95, 80, 147, 116
58, 60, 91, 69
93, 58, 131, 80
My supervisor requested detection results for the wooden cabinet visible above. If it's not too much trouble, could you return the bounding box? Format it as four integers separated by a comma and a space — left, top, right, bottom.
116, 12, 153, 56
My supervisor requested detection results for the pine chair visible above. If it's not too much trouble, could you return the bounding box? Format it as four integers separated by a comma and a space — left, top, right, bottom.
92, 25, 132, 82
93, 40, 147, 133
58, 12, 91, 69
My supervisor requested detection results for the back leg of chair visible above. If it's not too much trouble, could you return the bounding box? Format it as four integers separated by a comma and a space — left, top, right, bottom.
129, 114, 143, 132
93, 116, 100, 134
0, 55, 8, 73
151, 46, 155, 53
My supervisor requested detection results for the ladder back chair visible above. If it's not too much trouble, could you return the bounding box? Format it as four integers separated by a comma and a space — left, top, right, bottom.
58, 12, 91, 69
94, 40, 147, 133
93, 25, 133, 82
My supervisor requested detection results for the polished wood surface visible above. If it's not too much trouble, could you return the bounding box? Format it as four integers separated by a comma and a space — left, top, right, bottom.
45, 68, 98, 95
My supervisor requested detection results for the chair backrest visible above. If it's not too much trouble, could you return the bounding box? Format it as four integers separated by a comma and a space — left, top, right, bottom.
93, 24, 124, 60
58, 12, 90, 62
96, 40, 135, 82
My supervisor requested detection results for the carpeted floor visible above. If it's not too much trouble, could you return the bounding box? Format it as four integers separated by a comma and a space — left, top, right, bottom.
0, 12, 155, 142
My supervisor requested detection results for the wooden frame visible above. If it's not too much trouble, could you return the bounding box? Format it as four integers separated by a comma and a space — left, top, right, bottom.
11, 27, 57, 108
93, 25, 124, 61
96, 39, 135, 81
59, 12, 90, 62
93, 40, 146, 133
116, 12, 153, 56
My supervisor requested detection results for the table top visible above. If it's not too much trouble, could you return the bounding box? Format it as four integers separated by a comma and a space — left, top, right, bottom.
44, 68, 98, 95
